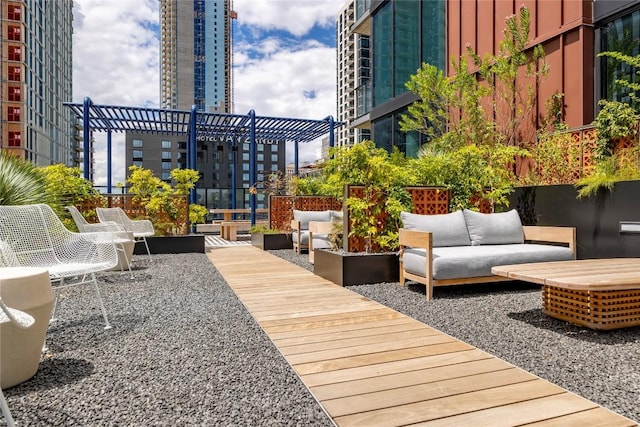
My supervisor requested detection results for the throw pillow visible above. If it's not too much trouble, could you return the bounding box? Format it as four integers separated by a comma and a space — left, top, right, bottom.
463, 209, 524, 245
400, 210, 471, 247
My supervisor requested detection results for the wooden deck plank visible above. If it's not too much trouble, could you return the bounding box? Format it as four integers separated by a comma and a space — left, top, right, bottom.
207, 246, 638, 426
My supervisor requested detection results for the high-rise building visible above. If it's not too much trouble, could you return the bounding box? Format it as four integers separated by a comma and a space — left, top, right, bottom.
126, 0, 286, 211
349, 0, 446, 158
1, 0, 76, 169
336, 0, 371, 148
160, 0, 233, 112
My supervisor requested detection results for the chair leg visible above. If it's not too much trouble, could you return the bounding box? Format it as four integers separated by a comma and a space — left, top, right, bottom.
91, 273, 111, 330
116, 243, 134, 279
139, 237, 152, 262
0, 387, 16, 427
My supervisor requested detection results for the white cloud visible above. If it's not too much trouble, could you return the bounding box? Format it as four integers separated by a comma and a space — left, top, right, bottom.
233, 0, 343, 36
72, 0, 340, 185
73, 0, 160, 187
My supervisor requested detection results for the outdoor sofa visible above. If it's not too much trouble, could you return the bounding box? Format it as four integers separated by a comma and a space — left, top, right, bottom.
398, 209, 576, 300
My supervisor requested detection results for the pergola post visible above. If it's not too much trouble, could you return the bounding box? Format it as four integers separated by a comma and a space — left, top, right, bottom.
188, 105, 197, 204
249, 110, 256, 226
106, 130, 112, 193
231, 136, 237, 211
294, 141, 299, 175
82, 97, 91, 181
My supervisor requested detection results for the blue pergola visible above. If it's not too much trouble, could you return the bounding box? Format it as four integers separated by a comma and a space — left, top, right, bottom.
65, 97, 342, 224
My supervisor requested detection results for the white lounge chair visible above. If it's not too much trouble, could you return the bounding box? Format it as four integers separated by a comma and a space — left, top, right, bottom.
0, 298, 35, 427
67, 206, 135, 278
96, 207, 154, 261
0, 204, 119, 329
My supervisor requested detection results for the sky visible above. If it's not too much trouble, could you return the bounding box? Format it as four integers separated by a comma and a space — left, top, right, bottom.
72, 0, 344, 186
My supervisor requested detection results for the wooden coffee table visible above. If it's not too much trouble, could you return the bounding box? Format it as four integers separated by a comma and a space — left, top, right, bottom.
492, 259, 640, 330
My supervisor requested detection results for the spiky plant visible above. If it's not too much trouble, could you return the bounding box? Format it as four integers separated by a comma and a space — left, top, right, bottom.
0, 152, 51, 206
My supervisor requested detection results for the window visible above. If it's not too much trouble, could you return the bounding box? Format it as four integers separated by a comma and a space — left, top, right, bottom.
7, 107, 20, 122
162, 151, 172, 159
132, 139, 143, 147
271, 154, 278, 162
8, 86, 21, 102
8, 5, 21, 20
271, 164, 278, 171
8, 46, 21, 61
242, 163, 249, 171
133, 161, 143, 167
162, 162, 172, 170
257, 153, 264, 161
8, 66, 20, 81
8, 26, 20, 41
132, 150, 143, 159
8, 132, 21, 147
242, 173, 249, 181
162, 172, 171, 180
162, 140, 172, 149
271, 144, 278, 152
242, 152, 249, 161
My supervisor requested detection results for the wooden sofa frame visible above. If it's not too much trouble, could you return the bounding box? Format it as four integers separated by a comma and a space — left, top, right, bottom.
399, 226, 576, 300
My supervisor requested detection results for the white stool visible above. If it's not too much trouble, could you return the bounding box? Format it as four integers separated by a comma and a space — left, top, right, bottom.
0, 267, 52, 389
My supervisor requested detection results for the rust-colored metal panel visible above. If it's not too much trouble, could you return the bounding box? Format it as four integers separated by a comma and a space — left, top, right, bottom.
447, 0, 462, 75
537, 0, 562, 35
537, 37, 564, 128
563, 29, 587, 127
461, 0, 477, 53
494, 1, 515, 53
476, 1, 495, 56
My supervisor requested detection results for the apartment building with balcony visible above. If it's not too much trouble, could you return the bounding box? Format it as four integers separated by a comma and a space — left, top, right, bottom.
1, 0, 77, 170
346, 0, 639, 156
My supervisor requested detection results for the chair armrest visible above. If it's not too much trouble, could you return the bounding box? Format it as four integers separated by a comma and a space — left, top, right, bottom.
398, 228, 433, 250
290, 219, 301, 232
522, 226, 576, 258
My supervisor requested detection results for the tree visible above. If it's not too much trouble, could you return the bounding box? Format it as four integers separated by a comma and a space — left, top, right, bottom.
401, 5, 547, 152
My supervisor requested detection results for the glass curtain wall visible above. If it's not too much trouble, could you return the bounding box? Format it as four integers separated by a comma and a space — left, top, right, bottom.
600, 9, 640, 110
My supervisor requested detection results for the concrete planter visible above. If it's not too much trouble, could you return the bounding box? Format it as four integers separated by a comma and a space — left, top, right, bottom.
133, 234, 205, 255
510, 180, 640, 259
251, 233, 293, 250
313, 249, 399, 286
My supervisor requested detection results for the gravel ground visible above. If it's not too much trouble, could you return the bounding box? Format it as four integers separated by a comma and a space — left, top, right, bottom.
4, 253, 332, 426
4, 249, 639, 425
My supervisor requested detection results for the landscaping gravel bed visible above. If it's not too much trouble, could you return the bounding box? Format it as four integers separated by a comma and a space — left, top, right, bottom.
5, 249, 639, 425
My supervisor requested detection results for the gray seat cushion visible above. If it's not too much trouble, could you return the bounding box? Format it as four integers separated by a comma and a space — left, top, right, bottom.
463, 209, 524, 245
311, 234, 332, 249
403, 244, 574, 281
401, 210, 471, 247
292, 230, 309, 245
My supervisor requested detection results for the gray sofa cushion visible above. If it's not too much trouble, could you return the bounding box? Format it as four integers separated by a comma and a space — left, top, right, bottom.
330, 210, 343, 221
463, 209, 524, 245
311, 234, 332, 249
292, 230, 309, 245
293, 210, 332, 230
401, 210, 471, 247
403, 244, 574, 281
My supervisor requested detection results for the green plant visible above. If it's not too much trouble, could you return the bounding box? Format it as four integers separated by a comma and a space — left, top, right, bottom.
249, 224, 279, 234
298, 141, 413, 252
575, 156, 618, 198
411, 143, 526, 211
40, 163, 106, 229
0, 152, 51, 207
401, 5, 547, 152
125, 166, 207, 233
594, 99, 638, 159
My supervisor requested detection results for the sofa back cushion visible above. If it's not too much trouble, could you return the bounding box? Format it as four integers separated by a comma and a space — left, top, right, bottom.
293, 210, 332, 230
401, 210, 471, 247
330, 210, 343, 222
463, 209, 524, 245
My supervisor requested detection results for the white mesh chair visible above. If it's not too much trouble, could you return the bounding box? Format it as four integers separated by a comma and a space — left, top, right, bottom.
96, 207, 154, 261
0, 204, 119, 329
0, 298, 35, 427
67, 206, 134, 278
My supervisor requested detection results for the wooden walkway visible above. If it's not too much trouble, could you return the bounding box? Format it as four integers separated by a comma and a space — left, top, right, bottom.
207, 246, 637, 427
